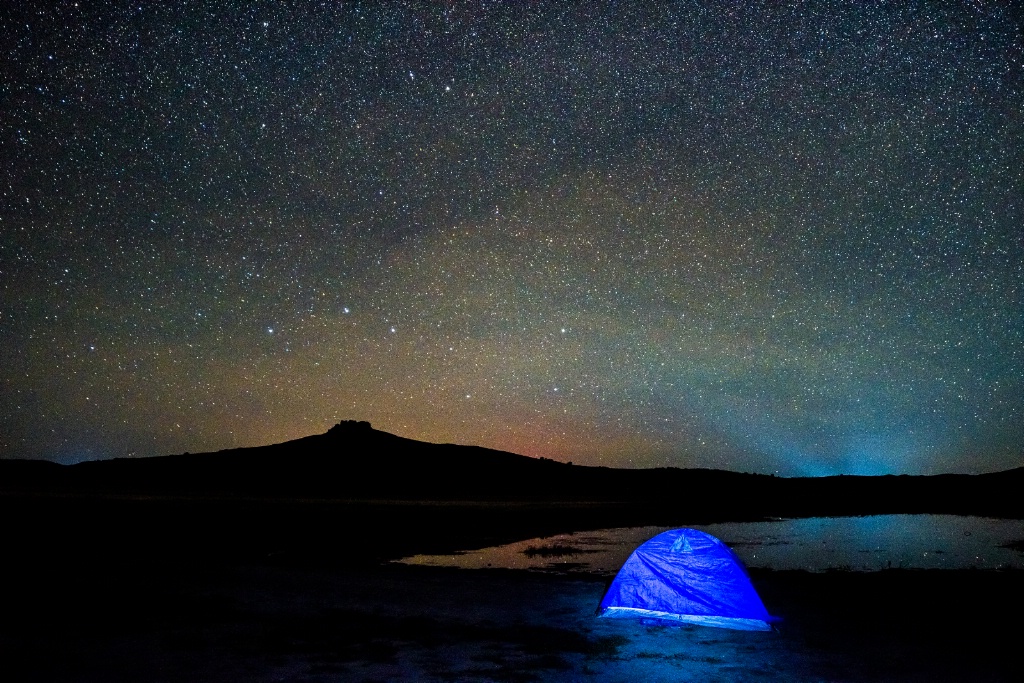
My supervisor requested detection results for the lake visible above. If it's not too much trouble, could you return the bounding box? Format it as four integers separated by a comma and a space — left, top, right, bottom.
397, 514, 1024, 574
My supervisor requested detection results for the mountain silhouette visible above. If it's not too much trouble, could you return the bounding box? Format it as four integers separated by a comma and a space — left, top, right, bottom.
2, 420, 1022, 518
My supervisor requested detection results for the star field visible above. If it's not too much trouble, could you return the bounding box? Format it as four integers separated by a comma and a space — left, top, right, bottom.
2, 1, 1022, 474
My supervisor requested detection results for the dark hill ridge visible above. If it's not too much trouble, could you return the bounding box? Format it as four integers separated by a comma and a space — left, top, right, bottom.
2, 420, 1022, 518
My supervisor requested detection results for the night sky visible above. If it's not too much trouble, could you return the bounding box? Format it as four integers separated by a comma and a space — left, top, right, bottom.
3, 1, 1021, 475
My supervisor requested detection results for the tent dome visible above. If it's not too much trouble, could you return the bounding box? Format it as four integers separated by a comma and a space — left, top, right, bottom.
598, 528, 776, 631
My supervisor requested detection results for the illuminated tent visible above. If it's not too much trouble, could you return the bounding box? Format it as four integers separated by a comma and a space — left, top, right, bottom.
598, 528, 776, 631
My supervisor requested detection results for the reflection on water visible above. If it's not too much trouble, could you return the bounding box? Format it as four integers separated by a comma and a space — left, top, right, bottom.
397, 515, 1024, 574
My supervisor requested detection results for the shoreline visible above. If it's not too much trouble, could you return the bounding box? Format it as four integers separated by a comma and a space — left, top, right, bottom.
3, 491, 1022, 679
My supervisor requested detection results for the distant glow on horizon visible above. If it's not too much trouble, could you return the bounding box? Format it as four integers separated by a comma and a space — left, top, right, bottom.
1, 1, 1021, 475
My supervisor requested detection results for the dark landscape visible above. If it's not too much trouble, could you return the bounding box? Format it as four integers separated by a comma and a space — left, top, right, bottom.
6, 421, 1024, 516
3, 422, 1023, 681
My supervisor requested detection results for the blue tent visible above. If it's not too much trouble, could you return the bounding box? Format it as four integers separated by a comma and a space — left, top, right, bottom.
598, 528, 776, 631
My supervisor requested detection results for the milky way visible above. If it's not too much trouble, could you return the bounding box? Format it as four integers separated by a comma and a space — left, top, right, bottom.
3, 1, 1022, 474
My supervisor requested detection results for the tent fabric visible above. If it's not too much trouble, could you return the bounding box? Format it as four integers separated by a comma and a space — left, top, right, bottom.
598, 528, 776, 631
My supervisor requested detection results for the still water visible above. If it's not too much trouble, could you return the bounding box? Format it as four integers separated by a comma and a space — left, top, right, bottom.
398, 515, 1024, 574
